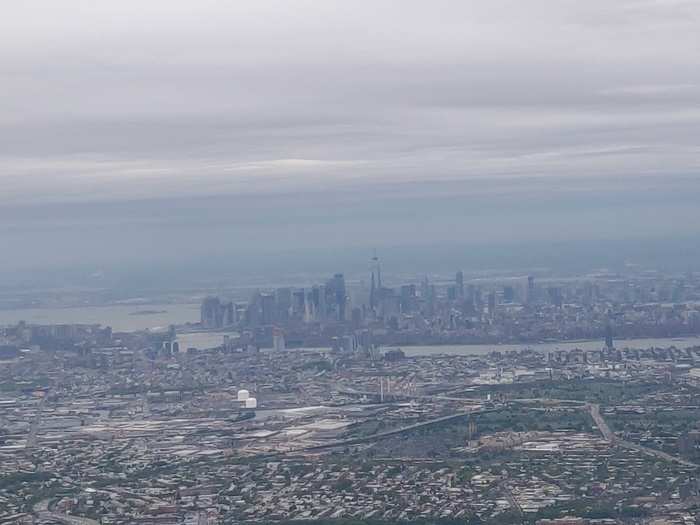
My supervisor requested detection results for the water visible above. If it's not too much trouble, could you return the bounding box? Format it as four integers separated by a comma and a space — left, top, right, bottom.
176, 332, 236, 350
0, 303, 200, 332
174, 334, 700, 353
282, 336, 700, 357
1, 303, 698, 354
395, 336, 700, 357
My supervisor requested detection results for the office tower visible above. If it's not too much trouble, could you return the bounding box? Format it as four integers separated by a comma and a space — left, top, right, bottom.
201, 297, 236, 329
351, 307, 362, 329
304, 289, 315, 322
372, 252, 382, 289
503, 286, 515, 303
201, 296, 223, 328
420, 276, 429, 299
381, 294, 400, 321
318, 284, 327, 321
456, 271, 464, 298
447, 286, 457, 301
400, 284, 416, 313
310, 285, 321, 317
224, 301, 235, 326
474, 287, 483, 310
604, 322, 614, 350
526, 275, 536, 304
272, 328, 286, 351
548, 287, 563, 308
275, 287, 292, 322
292, 289, 306, 319
246, 293, 262, 327
487, 291, 496, 318
330, 273, 347, 321
260, 293, 276, 325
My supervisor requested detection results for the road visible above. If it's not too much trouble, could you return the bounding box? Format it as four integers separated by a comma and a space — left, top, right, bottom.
497, 481, 523, 516
588, 403, 616, 442
41, 512, 99, 525
305, 407, 503, 451
617, 440, 699, 469
34, 497, 100, 525
26, 394, 48, 449
587, 403, 699, 469
34, 510, 99, 525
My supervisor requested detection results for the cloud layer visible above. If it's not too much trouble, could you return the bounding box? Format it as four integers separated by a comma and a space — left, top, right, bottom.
1, 1, 699, 278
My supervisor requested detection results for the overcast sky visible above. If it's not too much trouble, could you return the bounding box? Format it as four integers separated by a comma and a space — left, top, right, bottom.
2, 1, 700, 281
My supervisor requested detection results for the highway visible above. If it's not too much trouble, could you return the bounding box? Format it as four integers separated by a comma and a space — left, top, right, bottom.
497, 481, 523, 516
617, 440, 699, 469
588, 403, 616, 442
26, 394, 48, 449
42, 512, 99, 525
34, 498, 100, 525
587, 403, 699, 469
305, 407, 502, 451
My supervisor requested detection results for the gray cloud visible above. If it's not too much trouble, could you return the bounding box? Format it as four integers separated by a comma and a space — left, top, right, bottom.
1, 1, 700, 278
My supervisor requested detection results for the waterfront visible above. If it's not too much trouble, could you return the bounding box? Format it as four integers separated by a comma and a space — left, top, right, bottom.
2, 303, 699, 357
394, 336, 700, 357
176, 333, 677, 357
0, 303, 200, 332
283, 337, 700, 357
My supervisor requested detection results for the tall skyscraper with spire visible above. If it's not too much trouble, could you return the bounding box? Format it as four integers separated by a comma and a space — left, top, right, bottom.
370, 251, 382, 311
372, 250, 382, 289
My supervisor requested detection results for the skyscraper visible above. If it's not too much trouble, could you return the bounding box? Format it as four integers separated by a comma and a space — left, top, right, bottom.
527, 275, 536, 304
503, 286, 515, 303
487, 291, 496, 318
260, 293, 276, 325
604, 322, 614, 350
330, 273, 347, 321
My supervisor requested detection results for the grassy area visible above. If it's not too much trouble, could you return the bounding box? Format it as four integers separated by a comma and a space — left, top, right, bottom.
486, 378, 666, 405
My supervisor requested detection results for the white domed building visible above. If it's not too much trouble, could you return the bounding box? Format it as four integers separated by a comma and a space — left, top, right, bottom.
237, 389, 250, 402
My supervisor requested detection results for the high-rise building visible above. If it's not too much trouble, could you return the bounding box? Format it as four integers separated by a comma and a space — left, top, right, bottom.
503, 286, 515, 303
275, 287, 292, 321
548, 286, 563, 308
456, 271, 464, 298
260, 293, 276, 325
330, 273, 347, 321
604, 322, 614, 350
400, 284, 417, 313
292, 289, 306, 319
201, 297, 225, 328
272, 328, 286, 351
447, 286, 457, 301
487, 291, 496, 318
200, 297, 235, 328
318, 284, 327, 321
372, 252, 382, 289
526, 275, 536, 304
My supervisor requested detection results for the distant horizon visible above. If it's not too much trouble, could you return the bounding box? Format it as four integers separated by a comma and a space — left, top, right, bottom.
3, 233, 700, 296
3, 1, 700, 288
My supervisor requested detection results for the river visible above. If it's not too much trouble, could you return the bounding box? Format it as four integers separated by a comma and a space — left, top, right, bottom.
0, 304, 698, 356
393, 336, 700, 357
0, 303, 200, 332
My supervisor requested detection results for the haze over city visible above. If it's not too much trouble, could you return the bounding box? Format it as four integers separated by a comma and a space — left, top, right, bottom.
4, 3, 700, 525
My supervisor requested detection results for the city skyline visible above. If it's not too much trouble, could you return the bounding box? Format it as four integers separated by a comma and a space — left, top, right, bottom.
3, 2, 700, 523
